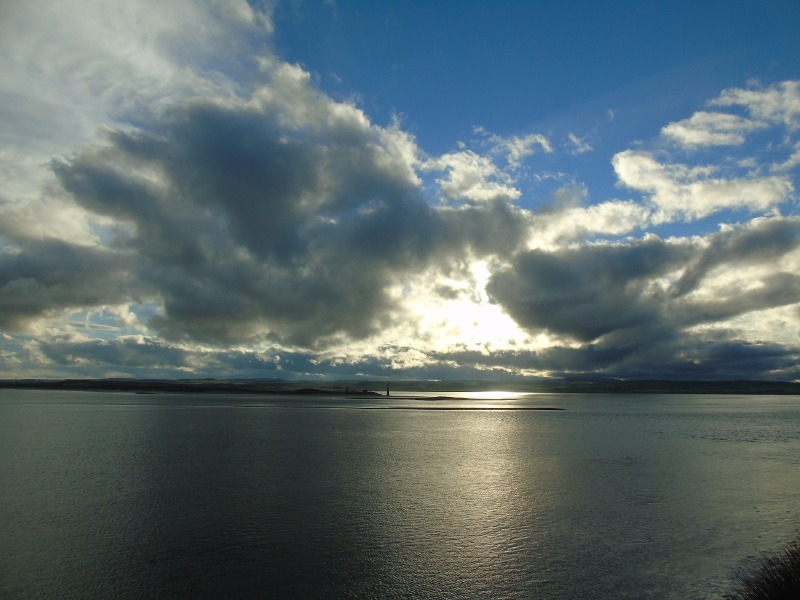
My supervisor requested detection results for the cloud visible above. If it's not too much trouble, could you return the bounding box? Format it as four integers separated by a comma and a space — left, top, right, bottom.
490, 132, 553, 169
0, 194, 107, 246
1, 0, 538, 368
528, 186, 649, 247
487, 235, 693, 343
567, 133, 593, 154
668, 217, 800, 298
39, 335, 193, 370
0, 0, 277, 265
420, 128, 554, 203
472, 127, 552, 168
420, 338, 800, 381
423, 150, 521, 202
612, 150, 793, 223
773, 142, 800, 173
45, 65, 532, 349
1, 0, 799, 381
661, 111, 767, 148
485, 216, 800, 376
22, 333, 293, 378
0, 0, 270, 164
710, 80, 800, 128
0, 240, 136, 332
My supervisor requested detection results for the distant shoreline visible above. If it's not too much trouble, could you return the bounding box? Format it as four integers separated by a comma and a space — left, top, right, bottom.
1, 378, 799, 396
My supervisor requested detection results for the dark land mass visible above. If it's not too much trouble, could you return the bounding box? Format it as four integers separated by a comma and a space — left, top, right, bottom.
0, 377, 799, 395
0, 378, 383, 397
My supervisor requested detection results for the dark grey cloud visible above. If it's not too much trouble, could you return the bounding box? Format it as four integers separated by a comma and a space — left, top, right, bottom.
487, 236, 694, 343
39, 336, 192, 370
423, 336, 800, 381
490, 218, 800, 343
47, 94, 531, 348
34, 334, 311, 379
25, 329, 800, 382
5, 92, 799, 380
0, 240, 134, 330
30, 336, 399, 380
485, 217, 800, 376
678, 272, 800, 327
670, 217, 800, 297
2, 36, 797, 383
4, 1, 799, 382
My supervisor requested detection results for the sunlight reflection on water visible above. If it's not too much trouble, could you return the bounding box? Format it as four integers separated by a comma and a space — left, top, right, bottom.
384, 390, 533, 400
2, 389, 800, 599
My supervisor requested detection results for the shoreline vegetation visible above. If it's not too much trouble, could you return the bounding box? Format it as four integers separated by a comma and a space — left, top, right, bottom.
0, 377, 799, 396
724, 537, 800, 600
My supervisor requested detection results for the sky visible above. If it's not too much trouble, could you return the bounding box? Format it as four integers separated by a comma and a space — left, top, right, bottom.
1, 0, 799, 381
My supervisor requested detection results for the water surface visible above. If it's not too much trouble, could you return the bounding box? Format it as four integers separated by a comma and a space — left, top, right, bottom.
1, 389, 799, 598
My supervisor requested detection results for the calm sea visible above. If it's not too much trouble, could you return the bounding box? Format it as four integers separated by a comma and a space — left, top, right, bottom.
1, 390, 799, 599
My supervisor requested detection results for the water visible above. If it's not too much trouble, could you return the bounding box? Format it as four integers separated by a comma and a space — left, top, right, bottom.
1, 390, 799, 599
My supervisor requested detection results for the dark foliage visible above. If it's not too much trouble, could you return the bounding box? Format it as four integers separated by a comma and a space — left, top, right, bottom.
724, 539, 800, 600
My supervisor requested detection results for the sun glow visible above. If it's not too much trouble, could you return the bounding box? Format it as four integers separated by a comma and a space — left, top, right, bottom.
388, 390, 532, 400
402, 261, 530, 351
461, 390, 530, 400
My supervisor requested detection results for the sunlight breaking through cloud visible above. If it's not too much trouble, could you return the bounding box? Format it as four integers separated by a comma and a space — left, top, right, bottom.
0, 1, 799, 380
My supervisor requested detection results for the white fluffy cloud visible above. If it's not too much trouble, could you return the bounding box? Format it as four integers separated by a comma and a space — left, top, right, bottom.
612, 150, 793, 223
423, 150, 521, 202
662, 111, 767, 148
487, 131, 553, 169
530, 200, 649, 248
711, 80, 800, 127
